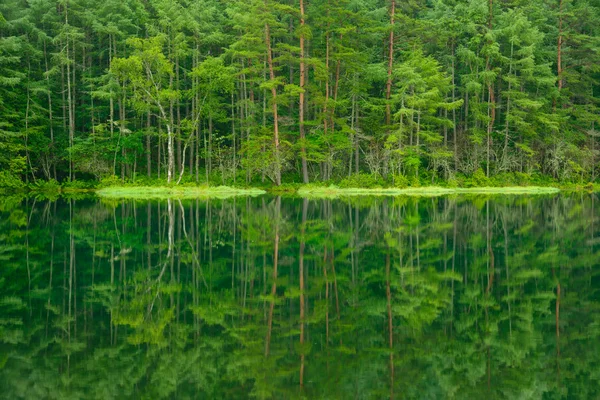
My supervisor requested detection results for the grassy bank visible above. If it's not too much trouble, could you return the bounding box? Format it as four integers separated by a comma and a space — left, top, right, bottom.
96, 186, 266, 199
3, 171, 598, 199
296, 185, 562, 197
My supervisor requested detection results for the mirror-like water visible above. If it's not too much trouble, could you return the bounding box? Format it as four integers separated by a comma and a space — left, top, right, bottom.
1, 194, 599, 399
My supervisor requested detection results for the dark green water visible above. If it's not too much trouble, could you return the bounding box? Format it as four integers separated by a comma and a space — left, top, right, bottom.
1, 193, 599, 399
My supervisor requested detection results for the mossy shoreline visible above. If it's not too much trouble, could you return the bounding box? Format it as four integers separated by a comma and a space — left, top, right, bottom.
92, 184, 566, 199
295, 185, 562, 197
4, 181, 599, 200
96, 186, 267, 199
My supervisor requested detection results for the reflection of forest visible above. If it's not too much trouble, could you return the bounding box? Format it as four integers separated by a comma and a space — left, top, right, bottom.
1, 194, 599, 398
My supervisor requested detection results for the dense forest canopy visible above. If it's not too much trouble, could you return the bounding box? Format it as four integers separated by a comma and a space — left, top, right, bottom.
0, 0, 599, 187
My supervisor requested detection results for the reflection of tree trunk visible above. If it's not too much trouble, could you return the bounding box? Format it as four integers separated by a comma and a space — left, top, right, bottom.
46, 220, 55, 338
265, 197, 281, 356
178, 200, 207, 288
503, 214, 511, 336
148, 200, 174, 317
299, 198, 307, 387
386, 253, 394, 399
451, 204, 457, 335
554, 268, 561, 373
331, 246, 340, 321
486, 201, 495, 293
324, 245, 330, 369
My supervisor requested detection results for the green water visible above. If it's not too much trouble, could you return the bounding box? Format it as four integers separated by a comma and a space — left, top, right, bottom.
1, 193, 599, 399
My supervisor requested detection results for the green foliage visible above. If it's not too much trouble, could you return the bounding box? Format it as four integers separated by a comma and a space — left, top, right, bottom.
465, 168, 491, 187
392, 174, 409, 188
0, 171, 25, 189
62, 180, 96, 190
0, 0, 600, 188
28, 179, 60, 193
338, 173, 384, 188
99, 175, 123, 188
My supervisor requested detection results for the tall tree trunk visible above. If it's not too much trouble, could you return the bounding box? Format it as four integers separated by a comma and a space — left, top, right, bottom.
385, 0, 396, 128
504, 41, 513, 165
265, 21, 282, 185
557, 0, 564, 94
452, 43, 458, 173
65, 5, 75, 182
147, 111, 152, 177
43, 40, 56, 180
299, 0, 309, 183
485, 0, 495, 178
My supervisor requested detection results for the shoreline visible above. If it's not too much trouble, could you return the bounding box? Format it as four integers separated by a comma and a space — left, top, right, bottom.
94, 184, 564, 199
295, 185, 562, 197
95, 186, 267, 199
4, 182, 599, 200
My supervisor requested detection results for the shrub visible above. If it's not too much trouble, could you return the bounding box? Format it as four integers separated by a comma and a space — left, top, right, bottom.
391, 174, 409, 188
465, 168, 490, 187
29, 179, 61, 193
63, 179, 96, 190
338, 173, 383, 188
0, 171, 25, 189
98, 175, 122, 188
446, 177, 459, 188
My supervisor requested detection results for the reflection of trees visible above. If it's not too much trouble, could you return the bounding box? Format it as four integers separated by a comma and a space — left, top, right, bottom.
0, 194, 599, 398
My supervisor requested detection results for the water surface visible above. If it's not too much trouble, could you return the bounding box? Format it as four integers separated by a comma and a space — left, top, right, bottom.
1, 193, 599, 398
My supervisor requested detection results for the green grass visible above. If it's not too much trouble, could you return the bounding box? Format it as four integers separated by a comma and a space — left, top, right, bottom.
96, 185, 266, 199
296, 185, 561, 198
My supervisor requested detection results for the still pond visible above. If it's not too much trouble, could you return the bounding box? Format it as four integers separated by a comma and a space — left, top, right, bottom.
1, 193, 599, 398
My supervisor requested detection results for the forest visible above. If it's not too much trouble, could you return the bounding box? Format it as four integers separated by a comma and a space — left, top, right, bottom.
1, 0, 599, 189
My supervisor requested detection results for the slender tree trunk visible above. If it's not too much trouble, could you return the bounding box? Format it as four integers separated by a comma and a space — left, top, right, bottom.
65, 5, 75, 182
176, 56, 182, 177
25, 60, 36, 183
147, 111, 152, 177
557, 0, 564, 95
504, 41, 513, 165
385, 0, 396, 128
299, 0, 309, 183
43, 40, 56, 180
452, 43, 458, 173
485, 0, 495, 177
265, 21, 282, 185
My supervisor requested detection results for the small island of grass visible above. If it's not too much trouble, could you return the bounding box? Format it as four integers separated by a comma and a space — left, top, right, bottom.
296, 185, 561, 198
96, 186, 266, 199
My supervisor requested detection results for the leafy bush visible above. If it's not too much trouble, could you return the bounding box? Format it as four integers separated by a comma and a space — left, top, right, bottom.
464, 168, 490, 187
63, 179, 96, 190
410, 176, 421, 187
338, 173, 383, 188
391, 174, 409, 188
29, 179, 61, 193
446, 177, 459, 188
98, 175, 122, 188
0, 171, 25, 189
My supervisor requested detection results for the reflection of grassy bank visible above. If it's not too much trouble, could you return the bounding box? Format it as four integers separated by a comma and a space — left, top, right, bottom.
296, 185, 561, 197
96, 186, 266, 199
